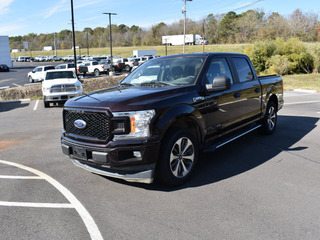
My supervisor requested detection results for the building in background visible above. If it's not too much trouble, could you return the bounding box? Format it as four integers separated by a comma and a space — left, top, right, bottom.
0, 36, 12, 67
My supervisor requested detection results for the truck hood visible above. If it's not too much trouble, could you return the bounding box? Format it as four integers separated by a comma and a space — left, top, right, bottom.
65, 86, 197, 112
42, 78, 80, 87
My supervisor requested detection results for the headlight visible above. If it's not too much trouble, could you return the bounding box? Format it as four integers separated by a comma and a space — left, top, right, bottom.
112, 110, 155, 140
42, 87, 50, 92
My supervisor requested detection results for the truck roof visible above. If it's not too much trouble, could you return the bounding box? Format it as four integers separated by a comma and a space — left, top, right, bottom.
157, 52, 247, 60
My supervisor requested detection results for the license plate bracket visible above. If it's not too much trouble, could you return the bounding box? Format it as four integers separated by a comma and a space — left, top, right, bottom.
73, 147, 87, 160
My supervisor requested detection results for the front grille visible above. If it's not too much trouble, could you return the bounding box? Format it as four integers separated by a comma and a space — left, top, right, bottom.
64, 110, 109, 140
51, 84, 76, 93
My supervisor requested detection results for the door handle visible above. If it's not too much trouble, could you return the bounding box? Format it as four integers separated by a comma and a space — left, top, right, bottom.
233, 92, 241, 98
255, 88, 261, 93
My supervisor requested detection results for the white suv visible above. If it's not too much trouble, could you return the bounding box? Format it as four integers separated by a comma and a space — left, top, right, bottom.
42, 69, 83, 108
28, 65, 55, 82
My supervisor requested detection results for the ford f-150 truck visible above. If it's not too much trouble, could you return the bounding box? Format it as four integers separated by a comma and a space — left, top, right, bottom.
61, 53, 283, 186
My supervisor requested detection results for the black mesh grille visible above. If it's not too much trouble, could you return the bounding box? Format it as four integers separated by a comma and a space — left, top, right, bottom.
64, 110, 109, 140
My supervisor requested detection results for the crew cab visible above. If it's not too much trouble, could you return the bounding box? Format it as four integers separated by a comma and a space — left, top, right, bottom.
42, 69, 83, 108
61, 53, 283, 186
27, 65, 55, 82
78, 61, 110, 76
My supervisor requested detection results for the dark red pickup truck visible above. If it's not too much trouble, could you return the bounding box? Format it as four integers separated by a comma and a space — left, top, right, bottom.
61, 53, 284, 186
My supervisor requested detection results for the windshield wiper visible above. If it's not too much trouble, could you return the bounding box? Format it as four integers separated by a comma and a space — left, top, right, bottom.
140, 81, 176, 86
119, 82, 134, 87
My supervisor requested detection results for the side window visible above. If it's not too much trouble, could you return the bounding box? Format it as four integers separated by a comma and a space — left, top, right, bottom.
232, 58, 254, 82
205, 58, 233, 85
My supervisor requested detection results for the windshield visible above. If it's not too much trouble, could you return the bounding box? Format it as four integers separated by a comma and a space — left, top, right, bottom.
46, 71, 76, 80
121, 56, 206, 86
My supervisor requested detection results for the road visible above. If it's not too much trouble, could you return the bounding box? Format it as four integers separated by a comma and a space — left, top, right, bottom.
0, 91, 320, 239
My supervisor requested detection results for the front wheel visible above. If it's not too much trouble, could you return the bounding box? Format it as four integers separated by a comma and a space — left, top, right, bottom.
260, 101, 277, 135
43, 97, 50, 108
28, 76, 34, 83
156, 128, 198, 186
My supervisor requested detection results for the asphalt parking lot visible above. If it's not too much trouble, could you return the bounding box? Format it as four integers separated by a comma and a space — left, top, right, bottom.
0, 91, 320, 240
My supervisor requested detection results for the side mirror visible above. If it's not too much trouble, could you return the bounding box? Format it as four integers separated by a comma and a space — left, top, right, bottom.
32, 70, 35, 73
206, 76, 231, 92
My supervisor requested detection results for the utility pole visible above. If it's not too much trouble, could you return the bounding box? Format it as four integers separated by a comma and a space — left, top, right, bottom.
182, 0, 192, 54
54, 32, 57, 56
70, 0, 77, 75
86, 29, 89, 56
103, 12, 117, 75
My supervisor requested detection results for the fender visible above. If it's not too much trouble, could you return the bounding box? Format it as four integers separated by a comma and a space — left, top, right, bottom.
155, 104, 205, 142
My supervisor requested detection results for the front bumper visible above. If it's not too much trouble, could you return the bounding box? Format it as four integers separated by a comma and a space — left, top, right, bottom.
44, 92, 81, 102
61, 138, 159, 184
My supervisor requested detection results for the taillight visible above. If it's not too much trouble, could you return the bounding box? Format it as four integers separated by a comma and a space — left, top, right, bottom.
102, 66, 104, 69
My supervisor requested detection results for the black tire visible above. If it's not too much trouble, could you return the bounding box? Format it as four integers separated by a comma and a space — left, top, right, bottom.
94, 69, 100, 76
156, 128, 198, 186
43, 97, 50, 108
260, 101, 277, 135
28, 76, 34, 83
124, 65, 131, 72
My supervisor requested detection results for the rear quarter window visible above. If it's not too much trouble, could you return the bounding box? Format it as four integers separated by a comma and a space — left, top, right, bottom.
232, 58, 254, 82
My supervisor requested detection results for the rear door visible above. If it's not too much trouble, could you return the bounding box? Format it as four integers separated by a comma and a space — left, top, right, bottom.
230, 57, 262, 121
197, 57, 244, 136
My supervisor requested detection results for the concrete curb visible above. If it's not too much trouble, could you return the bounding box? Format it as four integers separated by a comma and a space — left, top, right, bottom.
293, 89, 318, 94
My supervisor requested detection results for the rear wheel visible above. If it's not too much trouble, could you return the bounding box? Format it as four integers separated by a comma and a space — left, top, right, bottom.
156, 128, 198, 186
260, 101, 277, 135
124, 65, 131, 72
94, 69, 100, 76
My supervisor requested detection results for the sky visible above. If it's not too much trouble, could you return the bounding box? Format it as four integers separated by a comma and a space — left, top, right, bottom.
0, 0, 319, 37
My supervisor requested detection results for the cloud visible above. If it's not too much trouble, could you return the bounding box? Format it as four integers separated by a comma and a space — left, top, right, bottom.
0, 24, 23, 35
44, 0, 68, 19
0, 0, 14, 15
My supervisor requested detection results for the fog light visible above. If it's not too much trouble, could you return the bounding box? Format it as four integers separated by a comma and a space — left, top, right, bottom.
133, 151, 141, 158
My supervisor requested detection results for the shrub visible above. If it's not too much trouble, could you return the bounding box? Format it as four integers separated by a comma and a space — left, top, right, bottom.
266, 55, 291, 75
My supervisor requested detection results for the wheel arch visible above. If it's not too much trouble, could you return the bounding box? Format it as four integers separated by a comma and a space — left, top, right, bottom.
155, 105, 204, 146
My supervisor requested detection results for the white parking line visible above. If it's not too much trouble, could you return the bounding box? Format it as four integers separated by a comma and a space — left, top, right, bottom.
33, 100, 39, 111
284, 100, 320, 105
0, 201, 73, 208
0, 86, 9, 90
0, 175, 42, 179
12, 83, 22, 87
0, 159, 103, 240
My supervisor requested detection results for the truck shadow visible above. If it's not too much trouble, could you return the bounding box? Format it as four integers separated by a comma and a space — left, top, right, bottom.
118, 115, 319, 191
0, 101, 30, 113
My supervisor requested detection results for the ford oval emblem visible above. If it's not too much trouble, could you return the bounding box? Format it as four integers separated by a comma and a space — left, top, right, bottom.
74, 119, 86, 129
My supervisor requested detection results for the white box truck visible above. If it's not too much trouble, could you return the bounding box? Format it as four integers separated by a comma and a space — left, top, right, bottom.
0, 36, 13, 67
162, 34, 208, 46
130, 50, 156, 59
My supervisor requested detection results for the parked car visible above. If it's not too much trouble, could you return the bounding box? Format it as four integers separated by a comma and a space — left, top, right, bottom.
17, 56, 30, 62
78, 61, 110, 76
60, 52, 284, 186
42, 69, 83, 108
27, 65, 55, 82
56, 63, 75, 70
0, 64, 10, 72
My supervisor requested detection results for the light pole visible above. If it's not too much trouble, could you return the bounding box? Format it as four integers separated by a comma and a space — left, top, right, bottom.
182, 0, 192, 54
70, 0, 77, 75
103, 12, 117, 75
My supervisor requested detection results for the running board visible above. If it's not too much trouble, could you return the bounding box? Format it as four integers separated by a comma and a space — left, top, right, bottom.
203, 124, 262, 152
